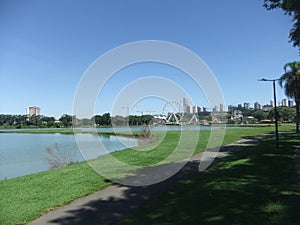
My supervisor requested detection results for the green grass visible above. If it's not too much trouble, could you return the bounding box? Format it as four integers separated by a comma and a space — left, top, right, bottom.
0, 163, 112, 225
0, 125, 296, 225
120, 132, 300, 225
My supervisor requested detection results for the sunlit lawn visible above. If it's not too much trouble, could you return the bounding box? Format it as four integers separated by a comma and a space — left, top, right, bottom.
0, 124, 297, 225
120, 132, 300, 225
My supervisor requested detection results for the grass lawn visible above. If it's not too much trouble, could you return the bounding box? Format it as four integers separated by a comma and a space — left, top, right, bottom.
0, 125, 296, 225
120, 132, 300, 225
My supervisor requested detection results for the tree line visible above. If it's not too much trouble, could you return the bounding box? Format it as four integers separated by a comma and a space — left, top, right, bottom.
0, 106, 296, 129
0, 113, 153, 128
0, 114, 75, 128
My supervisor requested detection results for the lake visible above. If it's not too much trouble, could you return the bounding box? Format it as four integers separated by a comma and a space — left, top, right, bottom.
0, 125, 228, 180
0, 132, 138, 180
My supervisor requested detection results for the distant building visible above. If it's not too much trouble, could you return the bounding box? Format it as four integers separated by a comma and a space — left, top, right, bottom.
183, 97, 191, 113
262, 104, 273, 112
219, 104, 225, 112
270, 100, 275, 107
191, 105, 202, 114
244, 102, 250, 109
282, 99, 288, 107
228, 105, 235, 112
26, 106, 41, 116
213, 105, 219, 112
185, 105, 191, 114
232, 110, 243, 120
288, 100, 294, 107
254, 102, 261, 110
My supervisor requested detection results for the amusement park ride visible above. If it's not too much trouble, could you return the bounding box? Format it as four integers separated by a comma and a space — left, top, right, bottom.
161, 101, 183, 125
159, 101, 207, 125
161, 101, 186, 125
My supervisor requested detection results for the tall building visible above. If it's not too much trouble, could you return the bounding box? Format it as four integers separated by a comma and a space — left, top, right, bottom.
282, 99, 288, 107
288, 100, 294, 107
192, 106, 198, 114
219, 104, 225, 112
228, 105, 235, 112
254, 102, 261, 110
183, 97, 190, 113
262, 104, 273, 112
244, 102, 250, 109
26, 106, 41, 116
212, 105, 220, 112
270, 100, 275, 107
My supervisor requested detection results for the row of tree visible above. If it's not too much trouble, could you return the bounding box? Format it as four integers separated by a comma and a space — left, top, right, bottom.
0, 114, 74, 128
229, 107, 296, 123
0, 106, 297, 129
0, 113, 153, 128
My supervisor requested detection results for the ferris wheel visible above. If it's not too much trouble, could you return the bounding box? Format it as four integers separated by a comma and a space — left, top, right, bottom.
162, 101, 184, 125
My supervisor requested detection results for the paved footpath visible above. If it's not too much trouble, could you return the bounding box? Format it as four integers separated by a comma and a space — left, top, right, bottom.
28, 136, 264, 225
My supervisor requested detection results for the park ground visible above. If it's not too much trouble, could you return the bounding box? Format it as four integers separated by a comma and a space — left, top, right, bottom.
0, 125, 300, 225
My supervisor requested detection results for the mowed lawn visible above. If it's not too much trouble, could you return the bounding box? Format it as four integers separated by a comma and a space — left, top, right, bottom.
120, 132, 300, 225
0, 125, 297, 225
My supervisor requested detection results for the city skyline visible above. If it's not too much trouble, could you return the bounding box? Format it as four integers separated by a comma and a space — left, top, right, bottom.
19, 96, 296, 119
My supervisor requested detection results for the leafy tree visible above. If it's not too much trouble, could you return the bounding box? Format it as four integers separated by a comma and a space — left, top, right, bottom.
93, 113, 111, 126
252, 110, 268, 121
128, 115, 153, 125
40, 116, 56, 127
59, 114, 74, 127
268, 106, 296, 122
264, 0, 300, 49
278, 61, 300, 132
101, 113, 111, 126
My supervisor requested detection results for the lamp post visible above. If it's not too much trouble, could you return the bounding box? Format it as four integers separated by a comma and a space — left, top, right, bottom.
258, 78, 280, 147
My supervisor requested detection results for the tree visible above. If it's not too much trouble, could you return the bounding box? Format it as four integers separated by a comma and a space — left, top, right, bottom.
93, 113, 111, 126
59, 114, 74, 127
253, 110, 268, 121
101, 113, 111, 126
264, 0, 300, 49
40, 116, 56, 127
278, 61, 300, 132
268, 106, 296, 122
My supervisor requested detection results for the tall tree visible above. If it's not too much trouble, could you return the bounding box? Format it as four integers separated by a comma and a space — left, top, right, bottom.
59, 114, 74, 127
278, 61, 300, 132
264, 0, 300, 49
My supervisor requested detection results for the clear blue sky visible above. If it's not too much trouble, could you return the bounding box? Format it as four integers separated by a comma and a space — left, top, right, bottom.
0, 0, 299, 118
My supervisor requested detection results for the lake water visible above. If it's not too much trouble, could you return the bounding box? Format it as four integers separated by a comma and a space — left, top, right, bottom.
0, 133, 138, 180
0, 125, 228, 180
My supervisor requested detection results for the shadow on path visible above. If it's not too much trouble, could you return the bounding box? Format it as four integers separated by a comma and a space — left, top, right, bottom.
28, 136, 270, 225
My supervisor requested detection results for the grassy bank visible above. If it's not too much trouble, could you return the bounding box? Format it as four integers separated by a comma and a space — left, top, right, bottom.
120, 132, 300, 225
0, 125, 295, 225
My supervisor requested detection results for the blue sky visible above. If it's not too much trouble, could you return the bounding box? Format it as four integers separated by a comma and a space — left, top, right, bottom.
0, 0, 299, 118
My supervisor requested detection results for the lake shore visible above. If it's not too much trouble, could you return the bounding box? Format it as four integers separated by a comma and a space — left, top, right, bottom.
0, 125, 296, 225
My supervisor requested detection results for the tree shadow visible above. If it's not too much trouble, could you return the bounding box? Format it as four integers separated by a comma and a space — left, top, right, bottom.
47, 133, 300, 225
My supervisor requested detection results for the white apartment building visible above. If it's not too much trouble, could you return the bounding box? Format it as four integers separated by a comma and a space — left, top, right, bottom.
26, 106, 41, 116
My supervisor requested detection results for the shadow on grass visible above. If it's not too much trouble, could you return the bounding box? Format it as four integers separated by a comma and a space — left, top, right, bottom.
47, 133, 300, 225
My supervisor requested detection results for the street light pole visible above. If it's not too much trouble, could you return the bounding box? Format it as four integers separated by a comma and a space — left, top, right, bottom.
272, 79, 279, 147
258, 78, 280, 147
